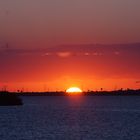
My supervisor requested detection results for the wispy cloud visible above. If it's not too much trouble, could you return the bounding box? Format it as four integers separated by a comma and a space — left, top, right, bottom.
56, 52, 72, 58
0, 43, 140, 57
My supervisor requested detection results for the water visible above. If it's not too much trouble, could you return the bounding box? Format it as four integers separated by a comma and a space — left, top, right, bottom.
0, 96, 140, 140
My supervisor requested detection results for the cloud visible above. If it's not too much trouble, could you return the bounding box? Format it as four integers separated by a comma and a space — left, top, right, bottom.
42, 52, 52, 56
114, 51, 120, 55
56, 52, 72, 58
0, 43, 140, 57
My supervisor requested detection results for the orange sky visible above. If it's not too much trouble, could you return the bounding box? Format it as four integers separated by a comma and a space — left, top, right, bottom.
0, 1, 140, 91
0, 44, 140, 91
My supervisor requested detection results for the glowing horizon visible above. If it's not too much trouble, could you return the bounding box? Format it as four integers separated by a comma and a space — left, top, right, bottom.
0, 44, 140, 91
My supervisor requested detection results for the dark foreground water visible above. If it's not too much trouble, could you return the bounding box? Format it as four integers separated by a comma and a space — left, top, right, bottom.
0, 96, 140, 140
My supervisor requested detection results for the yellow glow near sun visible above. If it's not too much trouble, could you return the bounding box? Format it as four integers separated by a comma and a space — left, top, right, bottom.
66, 87, 83, 93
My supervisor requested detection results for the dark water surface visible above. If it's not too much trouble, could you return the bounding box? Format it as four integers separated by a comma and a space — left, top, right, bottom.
0, 96, 140, 140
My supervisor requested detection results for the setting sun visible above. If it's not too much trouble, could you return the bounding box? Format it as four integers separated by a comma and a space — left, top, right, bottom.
66, 87, 83, 93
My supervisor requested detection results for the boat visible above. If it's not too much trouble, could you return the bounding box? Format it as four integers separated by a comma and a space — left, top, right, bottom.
0, 91, 23, 106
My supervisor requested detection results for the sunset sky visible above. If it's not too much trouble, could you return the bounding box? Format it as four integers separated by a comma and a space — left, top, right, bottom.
0, 0, 140, 91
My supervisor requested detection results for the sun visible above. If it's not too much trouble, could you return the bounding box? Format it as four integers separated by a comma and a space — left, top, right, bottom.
66, 87, 83, 94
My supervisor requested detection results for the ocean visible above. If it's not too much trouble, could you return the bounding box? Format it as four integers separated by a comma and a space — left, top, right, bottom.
0, 96, 140, 140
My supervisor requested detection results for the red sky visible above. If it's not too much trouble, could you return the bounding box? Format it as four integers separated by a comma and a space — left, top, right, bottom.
0, 44, 140, 91
0, 1, 140, 91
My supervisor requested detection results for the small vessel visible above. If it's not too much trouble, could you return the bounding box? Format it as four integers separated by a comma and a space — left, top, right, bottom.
0, 91, 23, 106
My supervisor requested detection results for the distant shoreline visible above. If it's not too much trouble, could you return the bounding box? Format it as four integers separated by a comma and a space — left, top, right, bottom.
1, 89, 140, 96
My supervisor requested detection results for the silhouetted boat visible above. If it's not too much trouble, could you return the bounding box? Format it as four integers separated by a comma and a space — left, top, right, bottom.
0, 92, 23, 106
